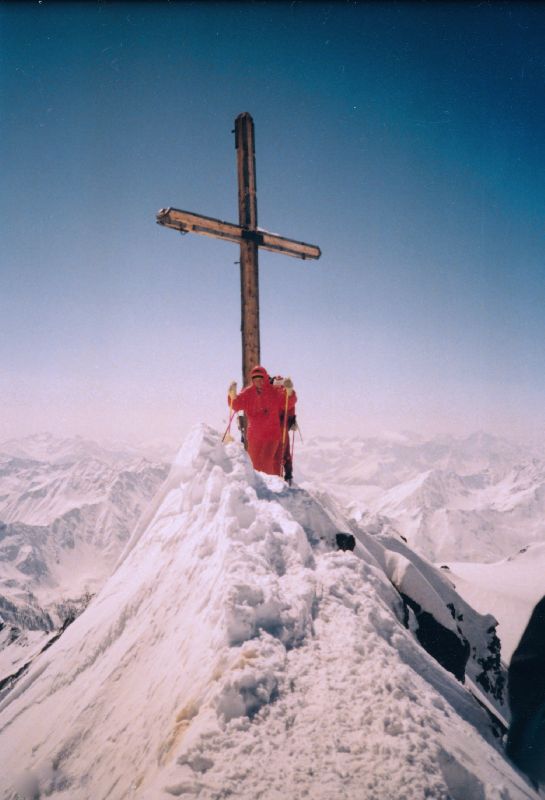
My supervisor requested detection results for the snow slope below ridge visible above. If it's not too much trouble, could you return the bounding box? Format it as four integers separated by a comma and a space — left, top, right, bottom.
0, 426, 537, 800
447, 543, 545, 662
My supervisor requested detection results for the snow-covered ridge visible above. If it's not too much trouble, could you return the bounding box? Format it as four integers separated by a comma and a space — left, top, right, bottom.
0, 425, 536, 799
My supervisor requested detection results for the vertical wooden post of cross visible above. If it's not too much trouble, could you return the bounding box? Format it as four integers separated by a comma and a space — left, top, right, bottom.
157, 113, 320, 450
235, 112, 260, 388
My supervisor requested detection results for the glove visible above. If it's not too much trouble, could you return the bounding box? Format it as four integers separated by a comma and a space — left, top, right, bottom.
284, 377, 294, 397
228, 381, 237, 400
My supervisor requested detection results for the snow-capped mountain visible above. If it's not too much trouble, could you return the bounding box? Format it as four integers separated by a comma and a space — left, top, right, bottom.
296, 431, 545, 562
295, 431, 545, 668
295, 431, 532, 489
0, 425, 537, 799
0, 432, 176, 466
0, 435, 170, 678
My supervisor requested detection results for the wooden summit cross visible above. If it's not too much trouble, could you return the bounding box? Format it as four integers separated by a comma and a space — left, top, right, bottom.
156, 112, 321, 387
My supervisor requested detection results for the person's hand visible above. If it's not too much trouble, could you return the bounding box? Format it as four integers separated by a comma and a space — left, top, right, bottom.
284, 377, 294, 396
228, 381, 237, 400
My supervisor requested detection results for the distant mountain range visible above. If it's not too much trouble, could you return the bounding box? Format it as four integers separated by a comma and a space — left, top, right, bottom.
296, 430, 545, 563
296, 430, 545, 660
0, 433, 170, 677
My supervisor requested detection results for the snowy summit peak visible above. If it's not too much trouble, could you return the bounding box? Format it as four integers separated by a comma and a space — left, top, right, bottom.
0, 424, 537, 800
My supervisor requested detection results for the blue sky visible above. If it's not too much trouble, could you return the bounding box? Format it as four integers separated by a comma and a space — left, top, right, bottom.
2, 1, 545, 443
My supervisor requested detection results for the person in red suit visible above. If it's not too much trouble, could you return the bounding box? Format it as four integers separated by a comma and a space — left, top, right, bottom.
228, 365, 296, 477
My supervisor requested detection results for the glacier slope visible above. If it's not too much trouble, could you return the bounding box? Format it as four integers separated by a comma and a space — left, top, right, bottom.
0, 426, 537, 800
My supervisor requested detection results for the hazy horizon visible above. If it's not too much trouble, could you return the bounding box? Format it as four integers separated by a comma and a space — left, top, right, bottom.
1, 423, 543, 457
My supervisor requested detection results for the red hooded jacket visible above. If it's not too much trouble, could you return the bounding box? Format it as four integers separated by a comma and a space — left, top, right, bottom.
229, 366, 296, 474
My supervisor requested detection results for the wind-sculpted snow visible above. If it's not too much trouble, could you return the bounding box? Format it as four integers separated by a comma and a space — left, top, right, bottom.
0, 426, 538, 799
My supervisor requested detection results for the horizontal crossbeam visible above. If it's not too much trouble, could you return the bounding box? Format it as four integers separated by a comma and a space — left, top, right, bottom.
156, 207, 321, 260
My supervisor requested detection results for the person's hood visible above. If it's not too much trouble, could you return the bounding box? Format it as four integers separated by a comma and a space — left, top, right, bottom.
250, 365, 269, 381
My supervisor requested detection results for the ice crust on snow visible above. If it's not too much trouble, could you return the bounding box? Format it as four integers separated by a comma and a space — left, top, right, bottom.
0, 425, 539, 799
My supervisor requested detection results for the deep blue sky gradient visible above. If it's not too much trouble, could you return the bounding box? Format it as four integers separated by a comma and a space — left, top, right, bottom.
2, 2, 545, 442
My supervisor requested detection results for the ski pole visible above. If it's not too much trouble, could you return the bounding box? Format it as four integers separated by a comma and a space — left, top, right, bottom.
222, 398, 236, 443
280, 389, 289, 477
